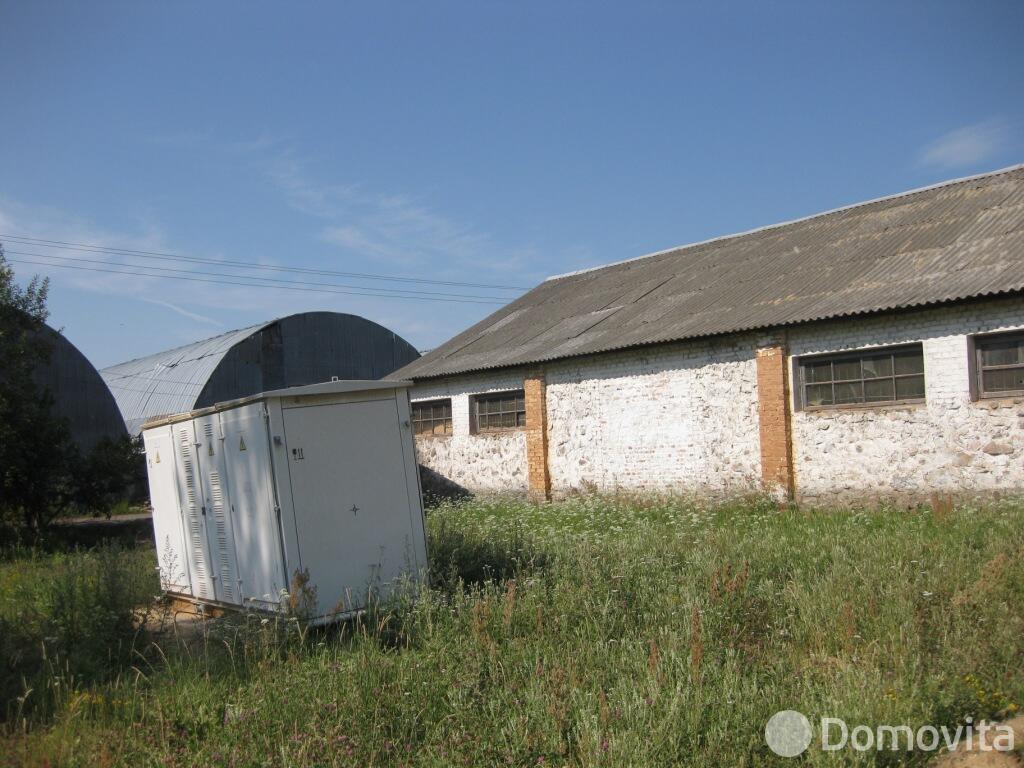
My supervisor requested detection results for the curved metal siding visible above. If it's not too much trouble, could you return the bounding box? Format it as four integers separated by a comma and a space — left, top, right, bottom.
101, 312, 420, 434
33, 325, 127, 451
101, 322, 268, 435
195, 312, 420, 408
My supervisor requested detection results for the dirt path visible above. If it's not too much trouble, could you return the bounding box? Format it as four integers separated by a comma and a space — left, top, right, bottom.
932, 716, 1024, 767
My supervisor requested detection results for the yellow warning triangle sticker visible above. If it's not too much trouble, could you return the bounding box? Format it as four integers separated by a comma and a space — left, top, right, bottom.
239, 436, 247, 452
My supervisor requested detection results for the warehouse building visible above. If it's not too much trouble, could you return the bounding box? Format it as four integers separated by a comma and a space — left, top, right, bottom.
32, 323, 128, 451
395, 165, 1024, 504
102, 311, 419, 434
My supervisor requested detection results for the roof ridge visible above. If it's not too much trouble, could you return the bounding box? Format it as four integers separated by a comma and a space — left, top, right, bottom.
101, 318, 274, 372
545, 163, 1024, 282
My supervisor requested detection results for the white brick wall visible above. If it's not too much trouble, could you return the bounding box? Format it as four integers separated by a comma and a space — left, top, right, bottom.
543, 338, 761, 493
410, 295, 1024, 502
788, 296, 1024, 503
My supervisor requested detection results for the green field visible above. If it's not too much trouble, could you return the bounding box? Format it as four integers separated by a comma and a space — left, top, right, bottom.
2, 496, 1024, 766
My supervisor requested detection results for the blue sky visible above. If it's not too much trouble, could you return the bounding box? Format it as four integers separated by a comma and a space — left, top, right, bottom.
1, 1, 1022, 369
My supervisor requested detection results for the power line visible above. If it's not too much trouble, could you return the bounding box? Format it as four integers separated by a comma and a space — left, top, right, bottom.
0, 233, 529, 291
5, 256, 510, 305
5, 249, 510, 301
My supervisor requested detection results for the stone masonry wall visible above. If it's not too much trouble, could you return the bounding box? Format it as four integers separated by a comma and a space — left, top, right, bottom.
410, 371, 529, 493
788, 296, 1024, 504
409, 295, 1024, 501
410, 336, 764, 496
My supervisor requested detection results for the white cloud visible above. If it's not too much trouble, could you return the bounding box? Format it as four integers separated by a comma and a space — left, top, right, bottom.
0, 195, 513, 360
247, 144, 543, 279
0, 198, 287, 318
0, 199, 168, 292
1, 138, 590, 360
141, 298, 222, 326
919, 118, 1010, 170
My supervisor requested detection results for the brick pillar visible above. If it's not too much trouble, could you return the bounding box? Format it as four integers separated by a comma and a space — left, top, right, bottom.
524, 372, 551, 501
756, 344, 795, 498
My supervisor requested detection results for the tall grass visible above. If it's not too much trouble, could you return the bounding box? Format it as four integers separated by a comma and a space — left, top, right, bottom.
0, 543, 158, 726
4, 496, 1024, 766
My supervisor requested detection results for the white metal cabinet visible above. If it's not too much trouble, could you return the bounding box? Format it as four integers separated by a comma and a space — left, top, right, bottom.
141, 380, 427, 622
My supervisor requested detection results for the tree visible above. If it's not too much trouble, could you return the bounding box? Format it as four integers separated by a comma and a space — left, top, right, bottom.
73, 434, 147, 517
0, 243, 78, 533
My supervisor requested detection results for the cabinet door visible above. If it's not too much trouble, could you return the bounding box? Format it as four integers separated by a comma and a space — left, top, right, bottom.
282, 397, 420, 617
219, 404, 285, 607
194, 414, 242, 606
144, 426, 191, 594
171, 420, 215, 601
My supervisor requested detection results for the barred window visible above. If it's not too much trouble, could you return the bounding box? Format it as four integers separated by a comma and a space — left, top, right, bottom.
411, 399, 452, 436
975, 331, 1024, 397
798, 344, 925, 409
473, 390, 526, 432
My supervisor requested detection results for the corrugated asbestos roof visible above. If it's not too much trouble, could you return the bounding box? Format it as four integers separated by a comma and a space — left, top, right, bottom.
101, 320, 271, 434
395, 165, 1024, 380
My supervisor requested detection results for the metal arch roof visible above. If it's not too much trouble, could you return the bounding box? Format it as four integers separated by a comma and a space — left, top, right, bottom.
395, 164, 1024, 381
34, 323, 128, 450
101, 320, 272, 434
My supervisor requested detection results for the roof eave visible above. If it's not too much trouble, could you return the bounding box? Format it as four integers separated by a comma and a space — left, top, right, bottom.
403, 288, 1024, 382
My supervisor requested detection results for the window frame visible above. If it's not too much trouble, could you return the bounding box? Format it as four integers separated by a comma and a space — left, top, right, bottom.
795, 343, 927, 412
973, 330, 1024, 399
472, 389, 527, 434
410, 398, 453, 437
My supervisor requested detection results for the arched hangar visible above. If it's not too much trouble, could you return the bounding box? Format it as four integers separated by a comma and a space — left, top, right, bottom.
100, 311, 420, 434
33, 324, 128, 451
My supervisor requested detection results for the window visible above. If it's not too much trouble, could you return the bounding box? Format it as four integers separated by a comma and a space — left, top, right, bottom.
975, 331, 1024, 398
473, 390, 526, 432
411, 399, 452, 436
797, 344, 925, 409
